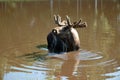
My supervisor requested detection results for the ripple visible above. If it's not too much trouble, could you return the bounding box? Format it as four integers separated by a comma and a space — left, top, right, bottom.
10, 64, 51, 73
78, 50, 103, 60
1, 44, 120, 80
102, 70, 120, 80
3, 71, 47, 80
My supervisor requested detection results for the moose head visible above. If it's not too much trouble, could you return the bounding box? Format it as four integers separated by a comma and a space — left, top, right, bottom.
47, 15, 87, 53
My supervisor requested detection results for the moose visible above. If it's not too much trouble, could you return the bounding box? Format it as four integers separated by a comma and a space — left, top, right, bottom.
47, 15, 87, 53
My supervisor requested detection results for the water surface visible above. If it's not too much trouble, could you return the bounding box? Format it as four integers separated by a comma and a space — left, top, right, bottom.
0, 0, 120, 80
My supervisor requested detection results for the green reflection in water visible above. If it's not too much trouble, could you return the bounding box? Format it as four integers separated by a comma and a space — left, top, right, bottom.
20, 51, 48, 61
19, 44, 48, 61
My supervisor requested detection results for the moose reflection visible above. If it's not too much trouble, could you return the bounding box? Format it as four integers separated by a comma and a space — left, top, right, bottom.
47, 15, 87, 53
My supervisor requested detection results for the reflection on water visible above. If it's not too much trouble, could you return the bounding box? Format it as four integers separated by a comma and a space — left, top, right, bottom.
0, 0, 120, 80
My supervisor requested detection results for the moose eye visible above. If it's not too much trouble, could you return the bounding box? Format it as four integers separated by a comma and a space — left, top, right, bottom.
52, 29, 57, 34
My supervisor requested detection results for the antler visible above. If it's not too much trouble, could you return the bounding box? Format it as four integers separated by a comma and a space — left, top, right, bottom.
54, 15, 87, 28
66, 15, 72, 26
66, 16, 87, 28
54, 15, 66, 26
73, 19, 87, 28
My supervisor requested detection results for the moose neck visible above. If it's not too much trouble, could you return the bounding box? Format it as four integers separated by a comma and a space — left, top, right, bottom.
61, 28, 80, 52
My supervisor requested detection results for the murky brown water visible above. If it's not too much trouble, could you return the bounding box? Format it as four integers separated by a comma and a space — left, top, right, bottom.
0, 0, 120, 80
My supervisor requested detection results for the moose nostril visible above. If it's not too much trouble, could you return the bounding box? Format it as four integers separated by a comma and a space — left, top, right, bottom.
52, 29, 57, 34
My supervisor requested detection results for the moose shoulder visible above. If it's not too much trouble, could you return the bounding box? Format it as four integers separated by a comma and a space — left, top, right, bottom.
47, 15, 87, 53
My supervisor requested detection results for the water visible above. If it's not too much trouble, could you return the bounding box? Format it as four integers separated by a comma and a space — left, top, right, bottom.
0, 0, 120, 80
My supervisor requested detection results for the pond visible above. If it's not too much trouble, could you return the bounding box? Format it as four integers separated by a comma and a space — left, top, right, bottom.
0, 0, 120, 80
